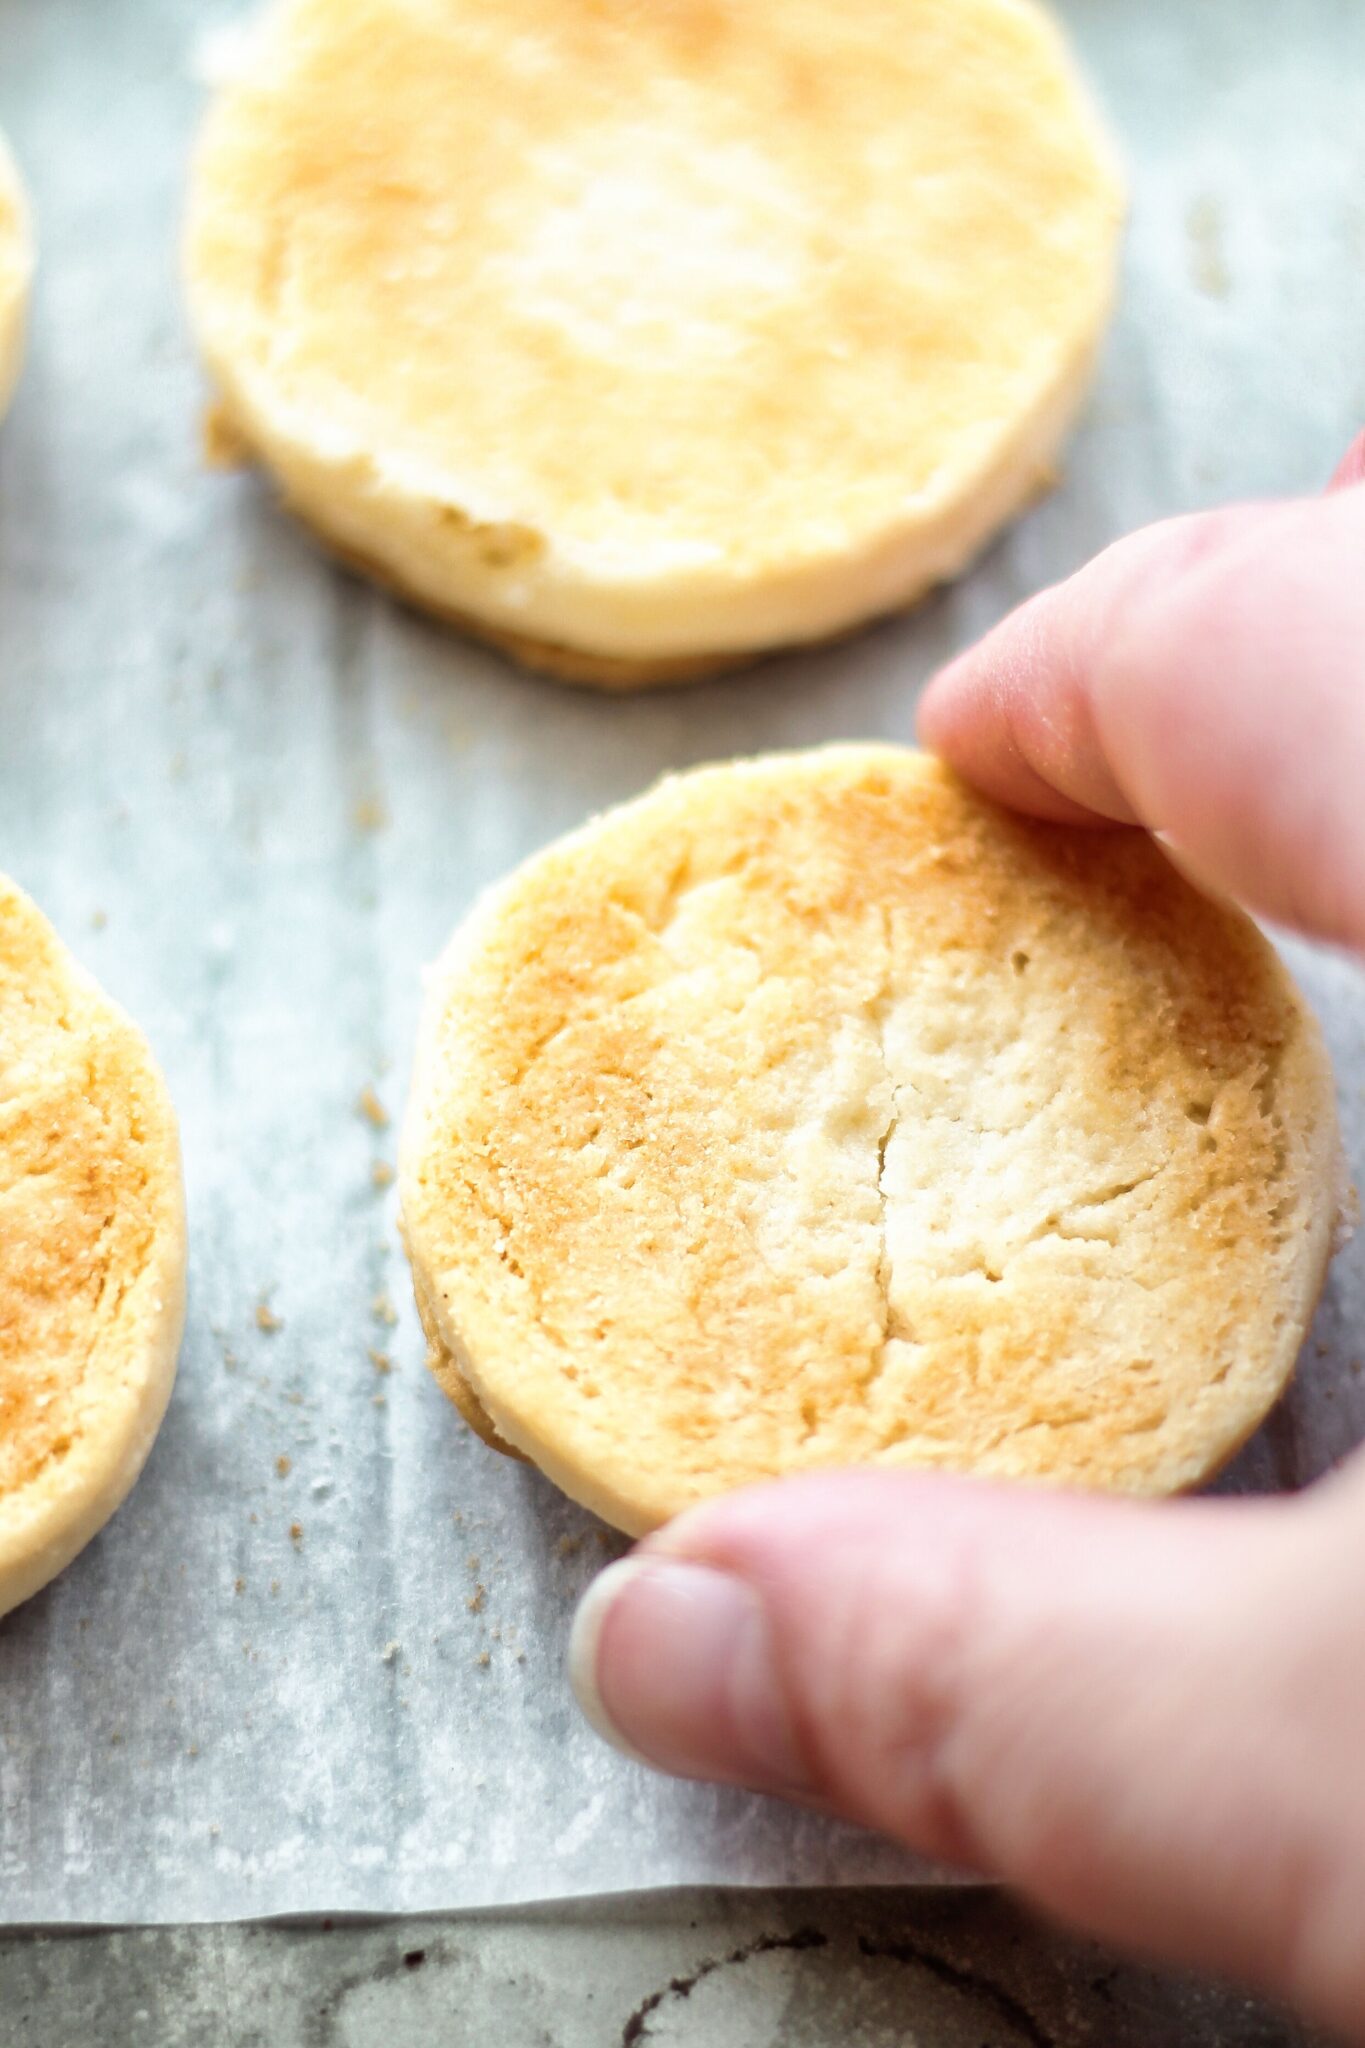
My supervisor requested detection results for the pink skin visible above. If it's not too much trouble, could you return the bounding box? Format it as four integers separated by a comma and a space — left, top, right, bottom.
919, 475, 1365, 952
572, 434, 1365, 2042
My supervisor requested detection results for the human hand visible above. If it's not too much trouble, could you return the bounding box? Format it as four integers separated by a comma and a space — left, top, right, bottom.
568, 437, 1365, 2042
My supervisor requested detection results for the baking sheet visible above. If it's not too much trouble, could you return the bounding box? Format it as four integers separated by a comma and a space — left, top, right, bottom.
1, 0, 1363, 1925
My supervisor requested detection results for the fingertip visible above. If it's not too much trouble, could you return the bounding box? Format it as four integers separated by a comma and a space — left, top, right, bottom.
914, 663, 965, 751
915, 576, 1144, 827
568, 1551, 813, 1794
918, 664, 1129, 827
567, 1555, 659, 1767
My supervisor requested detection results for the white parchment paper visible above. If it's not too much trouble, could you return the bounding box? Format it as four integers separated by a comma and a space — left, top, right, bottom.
0, 0, 1362, 1924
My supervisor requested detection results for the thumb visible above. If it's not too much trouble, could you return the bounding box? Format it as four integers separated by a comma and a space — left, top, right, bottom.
570, 1467, 1365, 2040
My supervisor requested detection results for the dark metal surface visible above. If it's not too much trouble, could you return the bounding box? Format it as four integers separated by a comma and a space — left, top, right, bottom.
0, 1892, 1331, 2047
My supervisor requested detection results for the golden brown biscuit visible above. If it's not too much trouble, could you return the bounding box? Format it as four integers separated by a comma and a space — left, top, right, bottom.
0, 879, 187, 1617
401, 747, 1347, 1535
186, 0, 1122, 686
0, 131, 31, 421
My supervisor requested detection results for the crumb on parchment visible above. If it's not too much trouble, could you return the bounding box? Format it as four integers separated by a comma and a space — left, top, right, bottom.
203, 401, 251, 469
357, 1085, 390, 1129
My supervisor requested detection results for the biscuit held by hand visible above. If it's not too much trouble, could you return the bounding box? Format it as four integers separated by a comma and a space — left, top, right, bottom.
401, 746, 1344, 1534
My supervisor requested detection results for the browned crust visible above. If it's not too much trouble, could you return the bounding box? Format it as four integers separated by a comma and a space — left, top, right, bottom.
408, 1237, 525, 1458
326, 534, 759, 689
0, 877, 187, 1614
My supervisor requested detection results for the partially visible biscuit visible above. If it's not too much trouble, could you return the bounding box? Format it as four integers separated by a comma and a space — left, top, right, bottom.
0, 879, 187, 1617
186, 0, 1122, 686
401, 747, 1346, 1535
0, 131, 31, 420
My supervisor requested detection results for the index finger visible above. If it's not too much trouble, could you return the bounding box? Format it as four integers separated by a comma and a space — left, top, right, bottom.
917, 484, 1365, 954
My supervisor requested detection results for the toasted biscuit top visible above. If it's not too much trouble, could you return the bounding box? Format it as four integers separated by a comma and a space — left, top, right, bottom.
0, 879, 185, 1612
0, 131, 30, 417
187, 0, 1122, 663
402, 748, 1344, 1535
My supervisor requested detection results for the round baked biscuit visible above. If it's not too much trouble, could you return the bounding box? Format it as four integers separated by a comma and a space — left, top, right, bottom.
0, 879, 187, 1618
401, 748, 1347, 1535
186, 0, 1123, 686
0, 130, 31, 421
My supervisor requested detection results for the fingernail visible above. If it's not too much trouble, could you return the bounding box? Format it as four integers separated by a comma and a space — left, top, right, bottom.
568, 1557, 811, 1794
